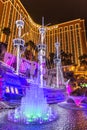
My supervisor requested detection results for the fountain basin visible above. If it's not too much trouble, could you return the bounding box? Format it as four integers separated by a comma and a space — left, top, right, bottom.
8, 84, 58, 124
8, 108, 57, 124
58, 95, 87, 110
67, 96, 85, 106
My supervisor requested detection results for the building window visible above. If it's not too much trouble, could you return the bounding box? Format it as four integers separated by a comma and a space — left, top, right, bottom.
69, 25, 75, 63
75, 24, 81, 56
64, 26, 68, 52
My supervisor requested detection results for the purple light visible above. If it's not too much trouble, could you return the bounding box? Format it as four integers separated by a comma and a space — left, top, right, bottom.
4, 52, 16, 67
66, 84, 72, 95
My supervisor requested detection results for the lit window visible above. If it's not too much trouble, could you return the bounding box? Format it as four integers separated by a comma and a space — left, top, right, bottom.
11, 87, 14, 94
15, 88, 19, 94
6, 86, 10, 93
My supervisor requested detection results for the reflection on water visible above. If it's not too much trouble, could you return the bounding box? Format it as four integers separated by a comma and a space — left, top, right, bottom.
0, 104, 87, 130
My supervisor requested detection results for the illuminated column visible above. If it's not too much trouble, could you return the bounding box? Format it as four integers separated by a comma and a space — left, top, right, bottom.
54, 41, 61, 88
37, 17, 46, 88
13, 18, 25, 74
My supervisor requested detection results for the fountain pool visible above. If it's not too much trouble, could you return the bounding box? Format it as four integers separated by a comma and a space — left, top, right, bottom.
8, 83, 57, 124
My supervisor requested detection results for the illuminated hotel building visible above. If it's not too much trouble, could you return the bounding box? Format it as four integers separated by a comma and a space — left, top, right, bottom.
0, 0, 87, 65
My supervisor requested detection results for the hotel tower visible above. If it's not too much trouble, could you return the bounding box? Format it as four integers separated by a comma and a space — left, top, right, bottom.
0, 0, 87, 65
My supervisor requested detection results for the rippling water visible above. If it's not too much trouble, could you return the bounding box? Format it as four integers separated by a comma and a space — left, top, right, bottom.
0, 104, 87, 130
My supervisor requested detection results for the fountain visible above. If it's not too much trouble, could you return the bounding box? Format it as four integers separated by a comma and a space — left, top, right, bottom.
66, 82, 86, 107
67, 95, 85, 106
58, 82, 87, 110
8, 17, 57, 124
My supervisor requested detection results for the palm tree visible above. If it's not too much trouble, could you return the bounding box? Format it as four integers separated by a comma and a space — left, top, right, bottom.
25, 40, 37, 51
25, 40, 38, 60
79, 54, 87, 67
49, 52, 55, 68
2, 27, 11, 43
61, 50, 72, 66
0, 42, 7, 60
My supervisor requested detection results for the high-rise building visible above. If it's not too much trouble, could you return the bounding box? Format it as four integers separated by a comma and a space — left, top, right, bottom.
0, 0, 87, 65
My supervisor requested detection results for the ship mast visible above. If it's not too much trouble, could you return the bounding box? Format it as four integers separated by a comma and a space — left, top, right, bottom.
37, 17, 46, 87
13, 15, 25, 74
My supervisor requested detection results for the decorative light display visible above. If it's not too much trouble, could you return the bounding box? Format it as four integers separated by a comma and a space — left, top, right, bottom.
8, 86, 57, 124
8, 18, 58, 124
13, 17, 25, 75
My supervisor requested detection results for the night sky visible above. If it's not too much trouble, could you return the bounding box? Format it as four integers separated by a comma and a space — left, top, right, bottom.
20, 0, 87, 29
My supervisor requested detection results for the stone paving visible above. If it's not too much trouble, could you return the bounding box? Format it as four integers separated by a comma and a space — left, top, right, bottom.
0, 104, 87, 130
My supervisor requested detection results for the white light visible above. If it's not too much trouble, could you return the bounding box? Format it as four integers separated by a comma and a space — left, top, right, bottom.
11, 87, 14, 94
6, 86, 10, 93
15, 88, 19, 94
